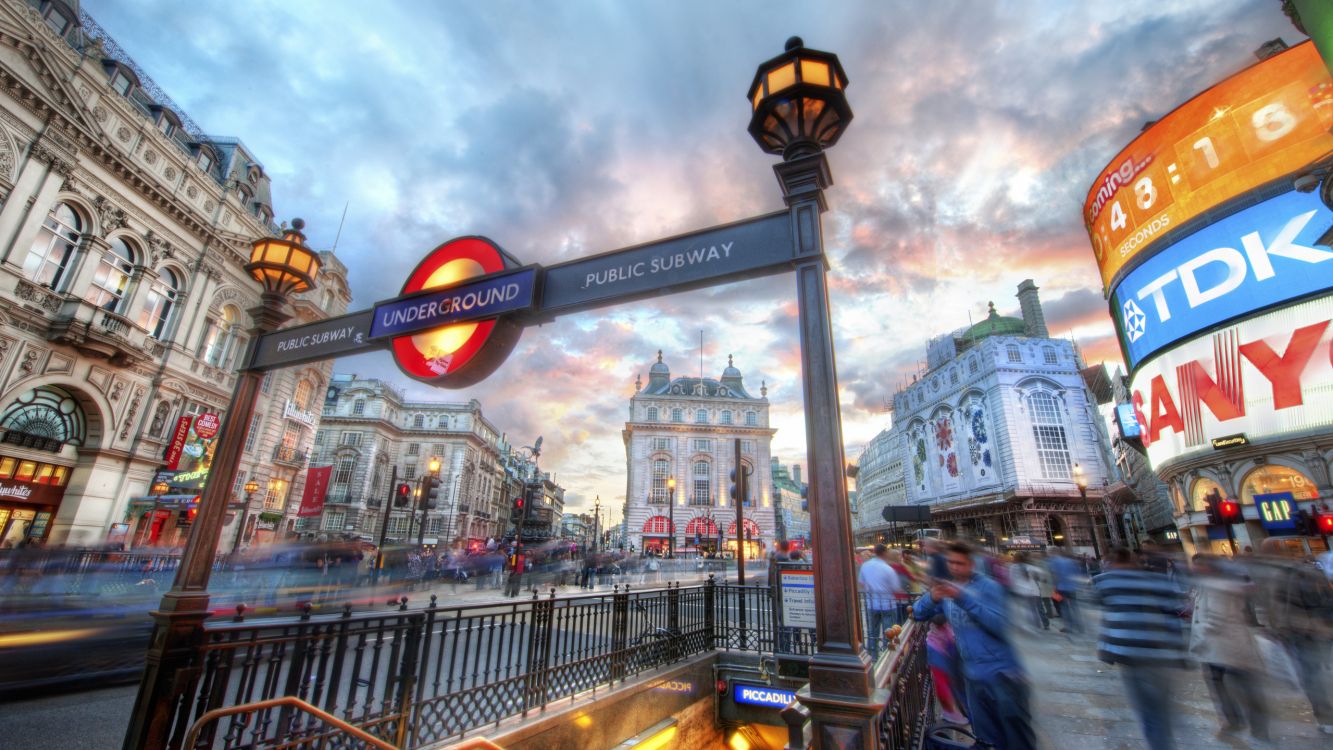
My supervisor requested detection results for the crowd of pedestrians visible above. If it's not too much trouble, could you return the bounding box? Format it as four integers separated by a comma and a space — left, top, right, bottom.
861, 535, 1333, 750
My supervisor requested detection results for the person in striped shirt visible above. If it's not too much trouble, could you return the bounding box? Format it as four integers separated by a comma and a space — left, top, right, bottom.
1092, 547, 1187, 750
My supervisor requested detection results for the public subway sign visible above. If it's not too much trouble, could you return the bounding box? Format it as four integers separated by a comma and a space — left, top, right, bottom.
1128, 293, 1333, 469
1112, 188, 1333, 371
249, 212, 800, 386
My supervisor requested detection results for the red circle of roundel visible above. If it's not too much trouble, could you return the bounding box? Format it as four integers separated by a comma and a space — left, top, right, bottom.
390, 236, 524, 387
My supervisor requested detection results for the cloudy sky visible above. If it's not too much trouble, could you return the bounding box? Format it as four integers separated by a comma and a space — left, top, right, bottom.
85, 0, 1301, 522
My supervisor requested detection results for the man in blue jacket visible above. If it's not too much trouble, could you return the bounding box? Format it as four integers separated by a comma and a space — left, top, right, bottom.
914, 540, 1034, 750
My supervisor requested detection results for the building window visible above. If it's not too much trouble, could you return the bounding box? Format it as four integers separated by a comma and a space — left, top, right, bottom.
41, 3, 73, 36
23, 202, 82, 290
1007, 345, 1022, 363
1043, 347, 1057, 365
243, 413, 262, 452
315, 431, 325, 445
693, 439, 711, 452
741, 440, 753, 453
721, 410, 732, 425
261, 371, 273, 394
968, 358, 978, 374
201, 305, 242, 368
691, 461, 712, 506
264, 479, 289, 511
407, 443, 420, 456
84, 237, 136, 312
695, 409, 708, 424
1240, 465, 1318, 505
341, 432, 362, 447
353, 399, 366, 416
413, 414, 425, 428
231, 471, 248, 502
333, 456, 355, 487
138, 269, 179, 340
651, 437, 670, 451
292, 380, 314, 411
387, 515, 409, 537
651, 460, 670, 504
643, 516, 672, 535
404, 465, 417, 480
1189, 477, 1224, 513
322, 511, 346, 531
745, 411, 757, 427
196, 148, 214, 173
949, 370, 958, 385
646, 407, 658, 422
671, 408, 683, 423
1029, 391, 1071, 479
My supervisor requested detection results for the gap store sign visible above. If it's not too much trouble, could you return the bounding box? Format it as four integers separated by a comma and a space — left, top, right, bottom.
1113, 188, 1333, 370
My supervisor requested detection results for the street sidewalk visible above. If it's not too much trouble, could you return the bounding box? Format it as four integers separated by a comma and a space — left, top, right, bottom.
1018, 619, 1326, 749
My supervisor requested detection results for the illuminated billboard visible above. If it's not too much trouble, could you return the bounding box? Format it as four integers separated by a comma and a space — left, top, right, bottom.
1085, 41, 1333, 292
1129, 294, 1333, 469
1112, 188, 1333, 370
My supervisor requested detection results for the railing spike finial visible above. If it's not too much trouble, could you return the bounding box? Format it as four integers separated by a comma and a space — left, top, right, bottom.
429, 594, 438, 608
549, 587, 556, 599
300, 602, 313, 620
233, 603, 247, 622
398, 596, 409, 612
342, 603, 353, 618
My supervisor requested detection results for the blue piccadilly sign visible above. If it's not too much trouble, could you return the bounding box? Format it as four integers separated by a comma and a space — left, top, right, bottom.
732, 682, 797, 709
1253, 492, 1298, 534
1112, 188, 1333, 371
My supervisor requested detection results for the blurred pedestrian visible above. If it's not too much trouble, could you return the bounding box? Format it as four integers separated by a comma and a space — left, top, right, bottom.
885, 549, 917, 624
1254, 538, 1333, 734
1010, 553, 1049, 632
858, 544, 902, 656
1189, 554, 1268, 742
926, 613, 968, 725
914, 541, 1034, 750
1048, 548, 1085, 634
1093, 547, 1186, 750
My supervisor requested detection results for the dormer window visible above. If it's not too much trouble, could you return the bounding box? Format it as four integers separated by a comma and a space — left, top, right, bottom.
103, 61, 139, 97
154, 109, 182, 139
110, 70, 133, 96
237, 184, 253, 204
41, 2, 74, 37
195, 148, 214, 173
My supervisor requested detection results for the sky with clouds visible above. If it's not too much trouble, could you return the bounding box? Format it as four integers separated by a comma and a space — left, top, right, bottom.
84, 0, 1302, 523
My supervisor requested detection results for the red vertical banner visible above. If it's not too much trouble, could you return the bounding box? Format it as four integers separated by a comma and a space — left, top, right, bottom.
297, 465, 333, 518
164, 417, 192, 470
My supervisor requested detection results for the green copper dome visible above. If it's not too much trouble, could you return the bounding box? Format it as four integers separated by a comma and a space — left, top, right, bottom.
963, 302, 1025, 342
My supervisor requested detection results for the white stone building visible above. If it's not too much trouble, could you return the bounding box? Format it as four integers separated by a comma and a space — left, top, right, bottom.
621, 353, 776, 558
0, 2, 347, 547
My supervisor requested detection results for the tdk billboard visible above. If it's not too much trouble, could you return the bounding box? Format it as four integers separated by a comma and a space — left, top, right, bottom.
1112, 188, 1333, 370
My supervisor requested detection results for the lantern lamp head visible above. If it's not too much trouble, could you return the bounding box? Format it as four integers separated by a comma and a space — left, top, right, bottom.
246, 218, 321, 296
747, 37, 852, 160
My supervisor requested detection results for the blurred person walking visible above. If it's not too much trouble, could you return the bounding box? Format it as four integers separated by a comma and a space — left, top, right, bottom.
1255, 538, 1333, 734
858, 544, 902, 656
1093, 547, 1186, 750
1048, 548, 1085, 634
1010, 553, 1049, 632
1189, 554, 1268, 741
914, 541, 1034, 750
926, 613, 969, 725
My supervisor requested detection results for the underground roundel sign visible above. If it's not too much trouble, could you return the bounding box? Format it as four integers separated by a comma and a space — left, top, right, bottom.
390, 236, 525, 387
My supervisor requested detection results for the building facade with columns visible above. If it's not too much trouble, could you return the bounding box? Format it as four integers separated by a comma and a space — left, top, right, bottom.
621, 353, 776, 558
875, 281, 1126, 554
311, 374, 548, 550
0, 2, 349, 547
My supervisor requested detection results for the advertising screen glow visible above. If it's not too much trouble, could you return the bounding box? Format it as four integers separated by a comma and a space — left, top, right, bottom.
1128, 294, 1333, 469
1085, 42, 1333, 292
1112, 188, 1333, 370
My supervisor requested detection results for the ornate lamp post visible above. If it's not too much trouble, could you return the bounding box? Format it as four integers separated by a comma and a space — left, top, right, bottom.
230, 479, 261, 555
592, 495, 601, 553
747, 37, 886, 742
667, 477, 677, 559
125, 221, 320, 749
1074, 462, 1100, 558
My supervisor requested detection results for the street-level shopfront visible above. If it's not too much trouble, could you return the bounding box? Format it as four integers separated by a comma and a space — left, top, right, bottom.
0, 453, 73, 546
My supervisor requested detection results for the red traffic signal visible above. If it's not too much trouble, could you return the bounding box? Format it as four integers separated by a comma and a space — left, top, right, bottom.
1218, 500, 1242, 524
1317, 513, 1333, 535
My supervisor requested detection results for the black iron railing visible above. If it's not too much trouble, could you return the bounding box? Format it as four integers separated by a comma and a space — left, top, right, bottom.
873, 621, 935, 750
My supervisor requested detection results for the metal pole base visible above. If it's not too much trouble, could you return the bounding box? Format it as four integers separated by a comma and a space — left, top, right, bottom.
797, 683, 890, 749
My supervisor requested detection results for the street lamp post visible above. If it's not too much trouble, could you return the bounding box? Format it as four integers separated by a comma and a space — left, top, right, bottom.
425, 456, 441, 548
125, 220, 320, 750
230, 479, 260, 555
592, 495, 601, 553
747, 37, 887, 740
1074, 462, 1100, 558
667, 477, 676, 559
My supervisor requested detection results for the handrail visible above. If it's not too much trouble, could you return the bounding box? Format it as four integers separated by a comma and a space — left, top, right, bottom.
442, 740, 506, 750
183, 696, 398, 750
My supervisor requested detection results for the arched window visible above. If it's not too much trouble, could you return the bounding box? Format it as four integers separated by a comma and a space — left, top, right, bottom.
695, 409, 708, 424
139, 268, 178, 340
1189, 477, 1224, 512
671, 408, 683, 423
201, 305, 242, 368
23, 202, 82, 289
643, 516, 672, 535
745, 411, 757, 427
651, 459, 670, 504
84, 237, 136, 311
646, 406, 658, 422
1240, 465, 1318, 505
721, 410, 732, 425
691, 461, 712, 506
0, 385, 87, 447
293, 380, 314, 411
1028, 391, 1071, 479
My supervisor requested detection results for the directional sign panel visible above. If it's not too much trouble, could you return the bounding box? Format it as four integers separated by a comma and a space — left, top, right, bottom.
370, 267, 538, 340
251, 310, 378, 371
540, 211, 795, 316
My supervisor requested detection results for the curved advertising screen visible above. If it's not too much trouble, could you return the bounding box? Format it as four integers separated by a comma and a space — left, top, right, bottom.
1085, 41, 1333, 292
1128, 293, 1333, 469
1113, 188, 1333, 370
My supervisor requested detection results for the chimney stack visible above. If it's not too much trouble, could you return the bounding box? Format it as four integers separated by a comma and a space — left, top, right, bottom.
792, 465, 802, 485
1016, 279, 1048, 338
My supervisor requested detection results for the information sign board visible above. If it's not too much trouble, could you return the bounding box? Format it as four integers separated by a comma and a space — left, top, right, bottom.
779, 568, 817, 629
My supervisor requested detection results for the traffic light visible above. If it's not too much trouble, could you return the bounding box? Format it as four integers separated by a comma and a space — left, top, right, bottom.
1218, 499, 1242, 524
424, 477, 442, 510
729, 466, 751, 504
512, 496, 526, 525
1316, 512, 1333, 536
394, 482, 412, 508
1204, 491, 1221, 525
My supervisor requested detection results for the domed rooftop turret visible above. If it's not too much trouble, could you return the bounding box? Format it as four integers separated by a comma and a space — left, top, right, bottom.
721, 354, 743, 384
648, 350, 670, 387
962, 302, 1026, 342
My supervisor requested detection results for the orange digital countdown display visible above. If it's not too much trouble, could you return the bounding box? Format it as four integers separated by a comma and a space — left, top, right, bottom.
1085, 41, 1333, 293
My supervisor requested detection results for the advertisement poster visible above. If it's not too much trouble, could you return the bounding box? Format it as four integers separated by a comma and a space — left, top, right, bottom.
163, 416, 192, 470
168, 414, 221, 489
297, 465, 333, 518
